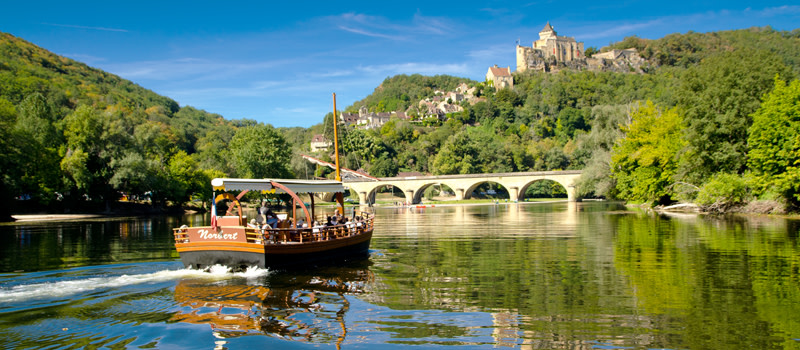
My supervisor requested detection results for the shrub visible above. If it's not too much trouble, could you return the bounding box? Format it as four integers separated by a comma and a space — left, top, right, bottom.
695, 173, 750, 212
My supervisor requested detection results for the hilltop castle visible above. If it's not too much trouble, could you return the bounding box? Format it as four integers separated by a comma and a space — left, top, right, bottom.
513, 22, 644, 73
516, 22, 585, 72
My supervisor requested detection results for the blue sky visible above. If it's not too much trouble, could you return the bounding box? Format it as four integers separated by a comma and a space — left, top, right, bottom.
2, 1, 798, 127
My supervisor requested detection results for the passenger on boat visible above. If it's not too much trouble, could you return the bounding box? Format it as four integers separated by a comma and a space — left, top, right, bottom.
247, 219, 259, 229
296, 218, 306, 228
265, 209, 278, 228
326, 216, 334, 226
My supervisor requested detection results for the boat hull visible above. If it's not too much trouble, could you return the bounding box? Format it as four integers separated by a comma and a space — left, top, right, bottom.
175, 227, 372, 270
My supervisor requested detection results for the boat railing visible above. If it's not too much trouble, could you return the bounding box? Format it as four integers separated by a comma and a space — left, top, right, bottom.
262, 215, 373, 244
173, 212, 373, 245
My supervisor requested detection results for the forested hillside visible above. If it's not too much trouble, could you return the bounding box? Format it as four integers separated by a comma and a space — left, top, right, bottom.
323, 26, 800, 212
0, 33, 300, 219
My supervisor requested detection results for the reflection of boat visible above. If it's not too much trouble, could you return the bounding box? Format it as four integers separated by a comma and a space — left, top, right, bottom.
171, 262, 373, 344
173, 94, 374, 270
173, 178, 374, 269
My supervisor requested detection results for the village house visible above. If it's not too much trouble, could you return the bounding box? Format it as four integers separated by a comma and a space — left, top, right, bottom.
309, 134, 332, 152
486, 65, 513, 91
340, 107, 409, 130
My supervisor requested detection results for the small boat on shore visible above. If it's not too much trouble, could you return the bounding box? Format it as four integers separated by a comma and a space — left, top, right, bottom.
173, 178, 373, 270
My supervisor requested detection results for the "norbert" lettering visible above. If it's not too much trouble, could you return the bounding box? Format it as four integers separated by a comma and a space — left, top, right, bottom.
197, 229, 238, 240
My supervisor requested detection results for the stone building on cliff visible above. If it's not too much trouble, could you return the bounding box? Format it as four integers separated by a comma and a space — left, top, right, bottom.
516, 22, 584, 72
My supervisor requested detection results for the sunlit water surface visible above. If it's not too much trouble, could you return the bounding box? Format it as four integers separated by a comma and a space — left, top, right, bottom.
1, 202, 799, 349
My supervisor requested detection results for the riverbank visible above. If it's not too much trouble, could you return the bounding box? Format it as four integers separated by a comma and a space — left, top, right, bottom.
3, 200, 204, 223
636, 200, 800, 219
10, 214, 104, 222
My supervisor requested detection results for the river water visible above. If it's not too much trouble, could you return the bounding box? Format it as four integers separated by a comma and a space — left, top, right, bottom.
1, 202, 798, 349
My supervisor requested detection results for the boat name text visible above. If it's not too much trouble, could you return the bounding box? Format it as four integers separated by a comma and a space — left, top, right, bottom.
198, 229, 238, 240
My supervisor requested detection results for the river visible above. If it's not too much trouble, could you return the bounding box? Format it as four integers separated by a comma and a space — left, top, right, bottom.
1, 202, 798, 349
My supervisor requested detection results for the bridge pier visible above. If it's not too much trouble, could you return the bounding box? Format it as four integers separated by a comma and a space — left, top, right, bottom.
358, 191, 369, 205
567, 186, 578, 202
509, 186, 519, 202
405, 190, 416, 205
455, 188, 465, 201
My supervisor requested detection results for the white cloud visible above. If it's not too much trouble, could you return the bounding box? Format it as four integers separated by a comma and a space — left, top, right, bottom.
101, 57, 292, 82
42, 23, 129, 32
575, 19, 665, 40
337, 26, 406, 40
757, 5, 800, 17
357, 62, 471, 76
331, 11, 456, 41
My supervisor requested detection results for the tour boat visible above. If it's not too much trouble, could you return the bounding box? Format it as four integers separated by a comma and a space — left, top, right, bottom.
173, 93, 373, 270
173, 177, 374, 269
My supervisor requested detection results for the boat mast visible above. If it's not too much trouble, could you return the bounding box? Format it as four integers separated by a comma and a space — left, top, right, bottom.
332, 93, 341, 182
332, 93, 345, 215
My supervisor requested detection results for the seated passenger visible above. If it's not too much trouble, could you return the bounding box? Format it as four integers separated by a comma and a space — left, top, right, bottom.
247, 219, 259, 229
266, 212, 278, 228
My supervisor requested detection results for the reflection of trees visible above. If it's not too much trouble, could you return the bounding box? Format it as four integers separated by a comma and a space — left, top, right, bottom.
369, 203, 800, 348
171, 261, 373, 347
0, 217, 180, 272
368, 202, 645, 348
612, 213, 800, 349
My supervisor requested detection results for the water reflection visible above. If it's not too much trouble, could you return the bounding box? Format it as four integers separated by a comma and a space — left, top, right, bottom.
171, 260, 373, 348
0, 216, 189, 272
1, 203, 798, 349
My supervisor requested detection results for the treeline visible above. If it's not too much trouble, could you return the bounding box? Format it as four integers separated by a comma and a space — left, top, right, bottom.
0, 33, 300, 219
320, 27, 800, 212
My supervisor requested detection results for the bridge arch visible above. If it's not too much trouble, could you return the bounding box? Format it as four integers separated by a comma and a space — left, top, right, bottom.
411, 182, 457, 204
363, 182, 412, 205
518, 178, 569, 201
462, 180, 510, 200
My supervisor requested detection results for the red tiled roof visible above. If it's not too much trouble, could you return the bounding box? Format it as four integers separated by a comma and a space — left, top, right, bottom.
488, 66, 511, 77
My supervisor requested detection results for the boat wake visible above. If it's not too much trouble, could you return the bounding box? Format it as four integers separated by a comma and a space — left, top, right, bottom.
0, 264, 270, 304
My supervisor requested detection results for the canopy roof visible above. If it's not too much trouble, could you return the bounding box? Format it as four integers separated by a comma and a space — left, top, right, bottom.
211, 178, 345, 194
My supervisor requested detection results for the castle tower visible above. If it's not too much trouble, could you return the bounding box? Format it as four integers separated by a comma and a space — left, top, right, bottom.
538, 22, 556, 41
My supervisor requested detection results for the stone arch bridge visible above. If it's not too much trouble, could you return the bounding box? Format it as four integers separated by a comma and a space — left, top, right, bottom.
342, 170, 582, 205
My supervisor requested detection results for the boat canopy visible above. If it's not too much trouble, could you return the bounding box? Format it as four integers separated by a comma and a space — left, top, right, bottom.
211, 178, 345, 194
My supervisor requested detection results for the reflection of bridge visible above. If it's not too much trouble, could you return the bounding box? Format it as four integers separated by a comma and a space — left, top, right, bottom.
344, 170, 582, 205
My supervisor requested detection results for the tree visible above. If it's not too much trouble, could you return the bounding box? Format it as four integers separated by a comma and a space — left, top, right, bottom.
0, 98, 18, 219
431, 130, 479, 175
228, 125, 293, 179
676, 49, 791, 184
60, 105, 103, 192
12, 93, 62, 203
611, 101, 686, 204
573, 105, 630, 198
165, 150, 205, 204
747, 78, 800, 205
369, 153, 399, 177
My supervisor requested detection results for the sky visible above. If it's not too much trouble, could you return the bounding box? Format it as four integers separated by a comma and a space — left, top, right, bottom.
2, 1, 799, 128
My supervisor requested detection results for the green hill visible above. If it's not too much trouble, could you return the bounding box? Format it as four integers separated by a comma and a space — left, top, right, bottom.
0, 32, 294, 219
323, 27, 800, 210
